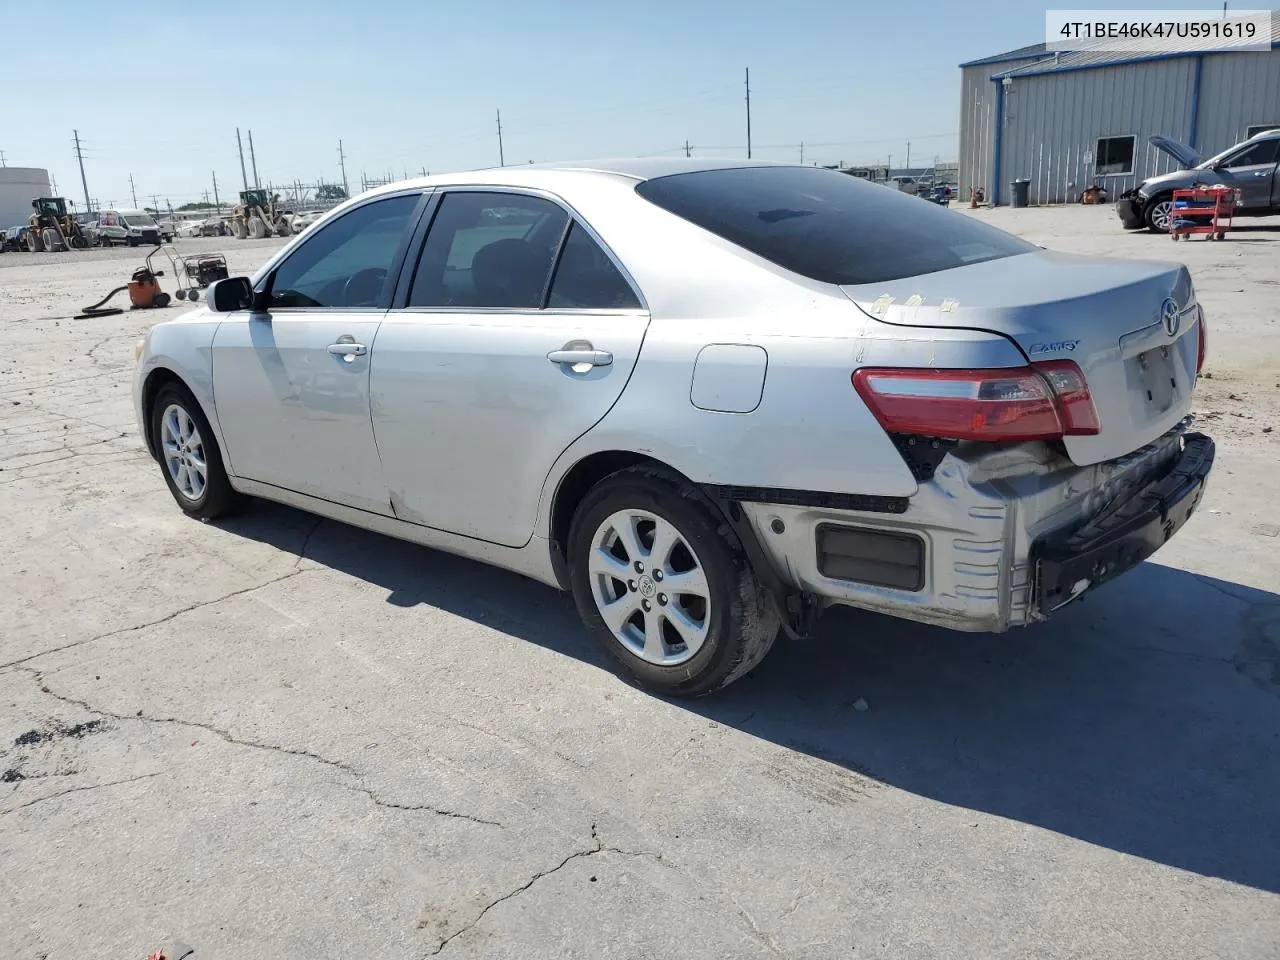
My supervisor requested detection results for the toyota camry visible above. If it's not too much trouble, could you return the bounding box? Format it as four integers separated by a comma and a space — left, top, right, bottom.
133, 159, 1213, 696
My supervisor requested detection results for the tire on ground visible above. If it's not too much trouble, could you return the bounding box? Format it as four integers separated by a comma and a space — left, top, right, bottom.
567, 465, 779, 697
149, 382, 243, 521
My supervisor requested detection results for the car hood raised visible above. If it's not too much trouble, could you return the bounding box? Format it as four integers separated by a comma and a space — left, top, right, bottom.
1148, 135, 1202, 170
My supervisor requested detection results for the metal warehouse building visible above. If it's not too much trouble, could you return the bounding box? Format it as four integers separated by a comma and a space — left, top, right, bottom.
958, 16, 1280, 205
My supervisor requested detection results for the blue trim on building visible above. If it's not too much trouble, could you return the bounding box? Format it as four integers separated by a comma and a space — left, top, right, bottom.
991, 78, 1005, 206
991, 41, 1279, 80
959, 46, 1053, 68
1188, 54, 1204, 149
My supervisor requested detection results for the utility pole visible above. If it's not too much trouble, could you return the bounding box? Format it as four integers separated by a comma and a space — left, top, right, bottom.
684, 139, 691, 158
212, 170, 221, 212
129, 174, 138, 208
906, 141, 911, 169
496, 109, 505, 167
799, 142, 804, 164
338, 139, 349, 197
236, 128, 249, 190
745, 67, 752, 159
420, 166, 427, 177
248, 130, 260, 189
72, 129, 91, 213
0, 150, 6, 167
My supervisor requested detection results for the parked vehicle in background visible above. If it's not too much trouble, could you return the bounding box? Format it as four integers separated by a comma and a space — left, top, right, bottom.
95, 209, 162, 246
134, 160, 1213, 697
1117, 128, 1280, 232
0, 226, 27, 251
289, 209, 325, 233
155, 219, 178, 241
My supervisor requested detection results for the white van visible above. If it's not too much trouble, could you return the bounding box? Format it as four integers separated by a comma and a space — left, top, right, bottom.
95, 209, 162, 247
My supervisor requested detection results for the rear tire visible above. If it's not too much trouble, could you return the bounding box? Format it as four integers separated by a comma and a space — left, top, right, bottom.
42, 228, 64, 252
248, 217, 268, 240
567, 466, 779, 697
150, 383, 243, 520
26, 231, 44, 252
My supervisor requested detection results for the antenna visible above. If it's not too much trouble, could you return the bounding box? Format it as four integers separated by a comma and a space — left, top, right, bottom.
745, 68, 752, 159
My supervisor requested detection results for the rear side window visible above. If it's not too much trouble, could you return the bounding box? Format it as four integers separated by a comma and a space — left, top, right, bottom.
409, 192, 568, 308
634, 165, 1035, 285
547, 223, 641, 309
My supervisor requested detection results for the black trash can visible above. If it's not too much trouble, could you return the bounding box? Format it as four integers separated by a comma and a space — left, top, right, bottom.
1010, 178, 1031, 208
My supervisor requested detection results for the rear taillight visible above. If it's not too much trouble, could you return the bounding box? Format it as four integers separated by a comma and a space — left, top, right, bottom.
1196, 310, 1207, 376
852, 361, 1100, 442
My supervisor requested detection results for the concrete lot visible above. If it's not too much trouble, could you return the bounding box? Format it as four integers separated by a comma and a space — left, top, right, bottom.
1, 209, 1278, 960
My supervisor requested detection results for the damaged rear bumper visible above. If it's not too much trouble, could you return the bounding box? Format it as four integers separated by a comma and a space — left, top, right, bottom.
736, 420, 1212, 634
1032, 432, 1213, 614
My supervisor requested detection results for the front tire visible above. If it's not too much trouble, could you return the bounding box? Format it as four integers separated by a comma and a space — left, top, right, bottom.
150, 383, 242, 520
567, 467, 779, 697
1145, 195, 1173, 233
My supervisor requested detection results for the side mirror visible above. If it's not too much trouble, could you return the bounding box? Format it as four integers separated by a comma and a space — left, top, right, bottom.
209, 276, 253, 313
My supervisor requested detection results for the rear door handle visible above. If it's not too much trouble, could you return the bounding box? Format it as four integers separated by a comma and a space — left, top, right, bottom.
547, 348, 613, 367
328, 342, 368, 361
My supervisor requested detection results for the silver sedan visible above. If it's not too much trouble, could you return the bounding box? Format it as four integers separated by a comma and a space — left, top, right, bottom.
133, 159, 1214, 696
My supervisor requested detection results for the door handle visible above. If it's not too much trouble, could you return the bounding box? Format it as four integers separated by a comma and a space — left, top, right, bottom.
1254, 171, 1270, 177
547, 347, 613, 367
328, 342, 368, 361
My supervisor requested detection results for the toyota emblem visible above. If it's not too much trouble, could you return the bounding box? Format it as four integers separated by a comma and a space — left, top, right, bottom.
1160, 298, 1181, 337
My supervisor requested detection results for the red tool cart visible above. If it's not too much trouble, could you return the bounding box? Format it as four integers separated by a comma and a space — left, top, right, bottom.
1169, 185, 1238, 241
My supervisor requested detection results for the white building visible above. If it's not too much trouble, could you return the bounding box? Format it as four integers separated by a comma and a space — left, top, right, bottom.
0, 167, 54, 228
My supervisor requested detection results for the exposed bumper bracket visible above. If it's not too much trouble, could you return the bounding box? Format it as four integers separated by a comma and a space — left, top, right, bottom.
1032, 432, 1214, 615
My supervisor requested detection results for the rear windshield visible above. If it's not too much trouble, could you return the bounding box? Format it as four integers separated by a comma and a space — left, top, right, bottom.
634, 165, 1035, 285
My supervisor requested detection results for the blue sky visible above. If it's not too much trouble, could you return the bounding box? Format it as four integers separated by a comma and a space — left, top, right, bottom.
1, 0, 1231, 208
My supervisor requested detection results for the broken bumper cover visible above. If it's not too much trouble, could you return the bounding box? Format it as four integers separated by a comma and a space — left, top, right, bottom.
1033, 432, 1214, 615
1116, 194, 1145, 229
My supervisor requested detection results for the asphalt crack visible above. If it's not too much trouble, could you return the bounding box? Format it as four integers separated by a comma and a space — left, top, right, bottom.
11, 666, 501, 830
295, 517, 325, 568
1, 773, 162, 816
427, 824, 663, 956
0, 569, 309, 670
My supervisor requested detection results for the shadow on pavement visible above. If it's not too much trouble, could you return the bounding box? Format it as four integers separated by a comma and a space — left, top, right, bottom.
222, 500, 1280, 895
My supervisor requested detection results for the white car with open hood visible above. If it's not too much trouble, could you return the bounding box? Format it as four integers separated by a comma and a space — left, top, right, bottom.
132, 159, 1213, 697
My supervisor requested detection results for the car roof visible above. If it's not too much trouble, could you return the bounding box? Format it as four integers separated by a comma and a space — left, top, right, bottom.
359, 157, 788, 199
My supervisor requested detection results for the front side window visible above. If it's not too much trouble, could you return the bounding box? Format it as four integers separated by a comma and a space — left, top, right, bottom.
1095, 136, 1135, 175
1246, 125, 1280, 139
635, 165, 1034, 286
268, 194, 419, 309
1222, 139, 1280, 168
409, 192, 568, 308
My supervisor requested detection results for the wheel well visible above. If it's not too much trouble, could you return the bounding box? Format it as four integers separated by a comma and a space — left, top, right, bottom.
549, 451, 675, 575
140, 367, 187, 457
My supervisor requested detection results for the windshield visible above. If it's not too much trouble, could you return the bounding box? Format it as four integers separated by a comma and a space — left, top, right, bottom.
635, 165, 1034, 285
123, 214, 156, 227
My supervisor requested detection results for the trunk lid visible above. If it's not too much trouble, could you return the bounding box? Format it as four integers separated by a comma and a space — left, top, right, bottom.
1148, 135, 1202, 170
840, 250, 1201, 466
